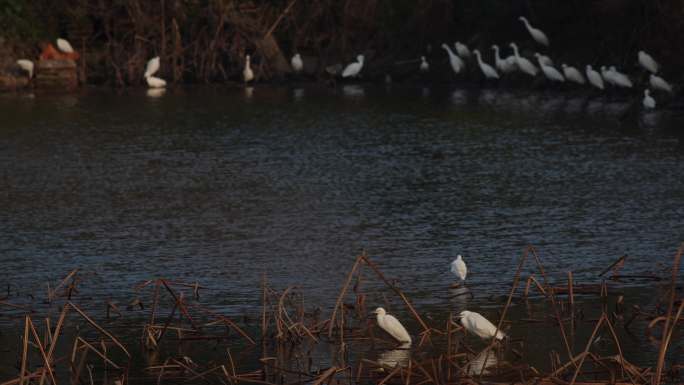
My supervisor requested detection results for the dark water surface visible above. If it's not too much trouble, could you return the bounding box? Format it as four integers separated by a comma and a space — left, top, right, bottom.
0, 85, 683, 379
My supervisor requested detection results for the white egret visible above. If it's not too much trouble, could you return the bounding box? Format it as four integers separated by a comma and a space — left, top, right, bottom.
600, 66, 615, 86
420, 56, 429, 72
473, 50, 499, 79
459, 310, 505, 340
562, 64, 585, 84
16, 59, 34, 78
455, 41, 471, 58
518, 16, 549, 46
491, 45, 516, 73
535, 53, 564, 82
642, 89, 655, 110
144, 56, 160, 78
638, 51, 658, 74
374, 307, 411, 344
586, 66, 604, 90
143, 56, 165, 88
243, 54, 254, 83
145, 76, 166, 88
450, 255, 467, 282
441, 44, 464, 74
56, 38, 75, 53
509, 43, 538, 77
291, 53, 303, 73
649, 74, 673, 93
537, 54, 553, 67
609, 66, 632, 88
342, 54, 364, 78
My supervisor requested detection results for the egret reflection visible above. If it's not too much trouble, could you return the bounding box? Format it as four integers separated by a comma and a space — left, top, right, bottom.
377, 342, 411, 369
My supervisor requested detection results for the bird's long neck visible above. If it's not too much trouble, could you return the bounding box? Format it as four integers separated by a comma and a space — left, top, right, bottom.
511, 46, 519, 58
522, 19, 532, 31
475, 53, 483, 65
493, 48, 500, 61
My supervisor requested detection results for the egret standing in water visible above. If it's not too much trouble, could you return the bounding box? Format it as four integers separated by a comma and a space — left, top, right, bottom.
600, 66, 615, 86
342, 55, 364, 78
16, 59, 34, 79
535, 53, 564, 82
491, 45, 516, 74
561, 64, 585, 84
649, 74, 673, 93
455, 42, 471, 58
442, 43, 465, 75
509, 43, 538, 77
642, 89, 656, 110
144, 56, 160, 78
243, 54, 254, 83
473, 50, 499, 79
56, 38, 75, 53
586, 65, 604, 90
638, 51, 659, 74
451, 255, 467, 282
373, 308, 412, 344
143, 56, 166, 88
419, 56, 429, 72
518, 17, 549, 46
609, 66, 632, 88
459, 311, 505, 340
291, 53, 303, 73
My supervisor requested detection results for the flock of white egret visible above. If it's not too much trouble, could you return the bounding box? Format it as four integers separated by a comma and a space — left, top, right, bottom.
16, 18, 675, 113
289, 15, 673, 111
372, 254, 507, 351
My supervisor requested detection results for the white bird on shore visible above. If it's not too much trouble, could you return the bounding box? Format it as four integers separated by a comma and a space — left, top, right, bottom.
16, 59, 34, 78
143, 57, 166, 88
291, 53, 303, 73
609, 66, 632, 88
600, 66, 615, 86
144, 56, 160, 78
509, 43, 537, 77
643, 89, 656, 110
442, 44, 464, 74
491, 45, 516, 73
56, 38, 75, 53
537, 54, 553, 67
586, 65, 604, 90
638, 51, 659, 74
455, 42, 471, 58
243, 54, 254, 83
649, 74, 673, 93
473, 50, 499, 79
562, 64, 585, 84
459, 310, 505, 340
420, 56, 429, 72
374, 307, 411, 344
518, 16, 549, 46
451, 255, 467, 281
535, 53, 564, 82
146, 76, 166, 88
342, 54, 364, 78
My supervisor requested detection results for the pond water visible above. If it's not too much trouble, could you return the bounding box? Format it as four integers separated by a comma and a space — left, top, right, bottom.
0, 84, 683, 380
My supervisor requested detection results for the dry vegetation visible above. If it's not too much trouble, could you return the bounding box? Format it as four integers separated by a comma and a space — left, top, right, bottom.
0, 244, 682, 385
2, 0, 683, 85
